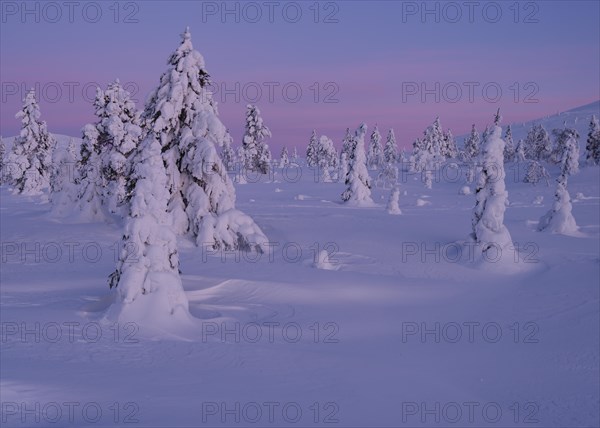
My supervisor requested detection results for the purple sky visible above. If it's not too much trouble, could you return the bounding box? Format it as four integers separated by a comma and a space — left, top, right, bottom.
1, 1, 599, 150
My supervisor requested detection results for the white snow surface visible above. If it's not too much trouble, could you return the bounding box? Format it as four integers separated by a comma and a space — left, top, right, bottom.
1, 107, 599, 426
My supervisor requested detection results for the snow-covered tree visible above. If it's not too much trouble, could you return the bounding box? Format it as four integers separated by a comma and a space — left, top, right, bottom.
422, 117, 445, 161
338, 151, 349, 179
342, 123, 373, 205
585, 115, 600, 165
525, 124, 552, 161
471, 112, 513, 258
387, 186, 401, 215
141, 27, 267, 250
0, 136, 5, 184
72, 81, 142, 218
367, 125, 384, 170
551, 126, 580, 165
503, 125, 515, 163
515, 138, 527, 162
6, 89, 55, 195
306, 129, 319, 167
220, 131, 236, 171
524, 160, 550, 186
441, 128, 458, 159
107, 134, 190, 325
316, 134, 338, 179
383, 128, 398, 164
75, 123, 106, 220
279, 146, 290, 168
50, 139, 80, 216
464, 124, 480, 160
379, 162, 399, 189
291, 146, 299, 163
242, 104, 272, 174
340, 127, 353, 157
538, 132, 580, 234
98, 80, 142, 214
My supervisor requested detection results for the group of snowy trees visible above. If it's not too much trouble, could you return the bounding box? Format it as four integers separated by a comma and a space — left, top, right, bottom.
1, 28, 269, 325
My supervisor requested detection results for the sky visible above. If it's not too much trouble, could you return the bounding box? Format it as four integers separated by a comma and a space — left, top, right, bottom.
1, 0, 599, 151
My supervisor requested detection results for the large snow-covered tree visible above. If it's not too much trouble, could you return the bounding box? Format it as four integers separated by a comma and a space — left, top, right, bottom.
141, 27, 267, 250
342, 124, 373, 205
471, 112, 513, 258
316, 134, 338, 180
367, 125, 384, 170
241, 104, 272, 174
538, 130, 580, 234
585, 115, 600, 165
73, 81, 142, 219
107, 134, 191, 325
6, 89, 55, 195
50, 139, 80, 216
551, 126, 580, 165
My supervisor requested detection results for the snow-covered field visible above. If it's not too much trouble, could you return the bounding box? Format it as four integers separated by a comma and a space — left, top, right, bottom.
1, 104, 599, 426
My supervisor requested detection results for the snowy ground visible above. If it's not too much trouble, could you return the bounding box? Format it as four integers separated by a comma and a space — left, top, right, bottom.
1, 147, 599, 426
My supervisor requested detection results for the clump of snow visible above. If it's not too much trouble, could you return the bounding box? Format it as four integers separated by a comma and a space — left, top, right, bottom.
459, 186, 471, 195
387, 187, 402, 215
314, 250, 338, 271
416, 198, 431, 207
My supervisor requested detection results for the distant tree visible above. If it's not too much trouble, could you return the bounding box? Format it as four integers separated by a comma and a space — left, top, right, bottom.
585, 115, 600, 165
242, 104, 272, 174
383, 128, 398, 164
342, 124, 373, 205
306, 129, 319, 167
367, 125, 384, 170
6, 89, 55, 195
464, 124, 480, 161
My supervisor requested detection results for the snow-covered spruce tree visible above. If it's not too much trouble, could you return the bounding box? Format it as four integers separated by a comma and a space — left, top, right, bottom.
585, 115, 600, 165
98, 80, 143, 214
0, 136, 5, 184
525, 124, 552, 161
342, 124, 373, 205
471, 111, 514, 258
50, 139, 80, 216
306, 129, 319, 167
241, 104, 272, 174
524, 160, 550, 186
73, 81, 142, 219
387, 186, 401, 215
291, 146, 299, 163
442, 128, 458, 159
538, 130, 580, 234
6, 89, 55, 195
256, 142, 272, 175
551, 126, 580, 165
141, 28, 267, 250
75, 123, 106, 220
220, 131, 236, 171
383, 128, 398, 164
316, 134, 338, 181
279, 146, 290, 168
515, 138, 527, 162
107, 134, 190, 325
423, 117, 445, 161
367, 125, 384, 170
464, 124, 480, 161
338, 151, 349, 179
503, 125, 515, 163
